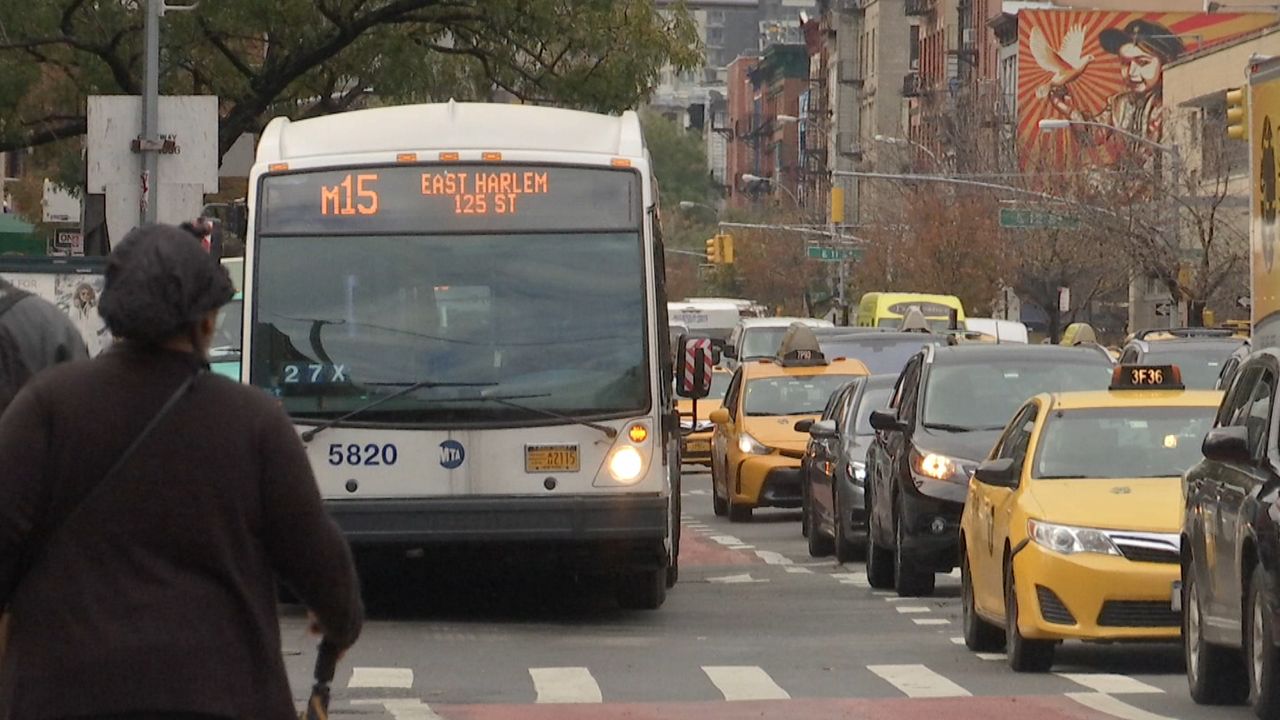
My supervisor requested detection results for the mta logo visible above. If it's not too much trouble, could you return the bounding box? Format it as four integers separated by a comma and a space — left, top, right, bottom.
439, 440, 465, 469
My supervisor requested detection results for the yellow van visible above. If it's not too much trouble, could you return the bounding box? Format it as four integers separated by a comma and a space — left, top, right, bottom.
855, 292, 965, 332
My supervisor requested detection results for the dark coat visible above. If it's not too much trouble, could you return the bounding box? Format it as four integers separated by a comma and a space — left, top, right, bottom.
0, 344, 363, 719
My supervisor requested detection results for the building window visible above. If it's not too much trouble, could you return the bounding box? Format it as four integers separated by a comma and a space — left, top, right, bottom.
909, 26, 921, 72
708, 27, 724, 46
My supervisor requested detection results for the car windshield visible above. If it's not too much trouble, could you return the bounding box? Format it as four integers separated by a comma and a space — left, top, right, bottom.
854, 386, 894, 435
741, 327, 790, 359
922, 359, 1111, 430
1034, 406, 1216, 479
877, 317, 952, 332
822, 337, 936, 375
250, 232, 648, 423
745, 374, 863, 416
1144, 345, 1239, 389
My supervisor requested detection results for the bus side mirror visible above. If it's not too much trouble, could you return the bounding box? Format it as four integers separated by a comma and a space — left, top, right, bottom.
675, 334, 715, 399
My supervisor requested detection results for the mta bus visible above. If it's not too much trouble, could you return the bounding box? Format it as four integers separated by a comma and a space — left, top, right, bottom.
242, 102, 678, 608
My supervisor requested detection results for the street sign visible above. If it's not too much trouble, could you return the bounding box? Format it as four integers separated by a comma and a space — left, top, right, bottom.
998, 207, 1079, 230
807, 245, 863, 262
1155, 301, 1173, 317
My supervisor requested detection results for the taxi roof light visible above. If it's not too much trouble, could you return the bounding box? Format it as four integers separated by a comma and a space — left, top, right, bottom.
1110, 364, 1184, 391
776, 323, 829, 367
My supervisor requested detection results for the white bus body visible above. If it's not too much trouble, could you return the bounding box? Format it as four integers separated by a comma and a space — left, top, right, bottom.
243, 102, 678, 608
667, 300, 740, 341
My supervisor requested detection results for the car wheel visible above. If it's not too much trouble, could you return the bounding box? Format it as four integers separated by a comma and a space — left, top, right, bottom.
1248, 565, 1280, 717
1005, 561, 1054, 672
1185, 562, 1248, 705
807, 494, 834, 558
962, 550, 1004, 652
727, 487, 752, 522
893, 497, 935, 597
833, 489, 862, 564
617, 567, 667, 610
711, 462, 728, 517
801, 479, 811, 538
865, 485, 894, 589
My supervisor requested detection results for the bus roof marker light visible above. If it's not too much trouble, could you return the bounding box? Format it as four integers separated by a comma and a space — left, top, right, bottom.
397, 153, 418, 163
482, 152, 503, 162
268, 163, 289, 172
611, 158, 632, 167
439, 152, 460, 161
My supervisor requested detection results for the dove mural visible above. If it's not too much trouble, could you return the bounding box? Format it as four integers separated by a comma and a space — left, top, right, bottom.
1018, 10, 1276, 166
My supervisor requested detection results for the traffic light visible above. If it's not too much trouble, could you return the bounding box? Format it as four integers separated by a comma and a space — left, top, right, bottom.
1227, 87, 1248, 141
705, 235, 721, 264
719, 233, 735, 265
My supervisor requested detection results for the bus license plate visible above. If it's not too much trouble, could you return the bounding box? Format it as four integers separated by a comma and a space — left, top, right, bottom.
525, 444, 580, 473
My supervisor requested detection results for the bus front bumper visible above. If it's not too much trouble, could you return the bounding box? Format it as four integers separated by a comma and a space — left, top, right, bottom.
326, 495, 670, 545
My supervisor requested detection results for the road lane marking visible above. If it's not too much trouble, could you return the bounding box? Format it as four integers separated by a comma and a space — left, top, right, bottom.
949, 637, 965, 645
895, 606, 930, 614
529, 667, 602, 704
785, 566, 814, 574
912, 618, 950, 625
728, 545, 755, 550
349, 667, 414, 688
707, 573, 770, 584
1065, 692, 1175, 720
948, 568, 961, 578
351, 699, 443, 720
830, 572, 870, 587
1057, 673, 1163, 695
702, 666, 791, 701
976, 653, 1006, 661
868, 664, 971, 698
710, 535, 745, 545
754, 550, 793, 565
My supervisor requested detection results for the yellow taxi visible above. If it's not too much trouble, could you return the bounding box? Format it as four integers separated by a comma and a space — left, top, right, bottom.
678, 368, 732, 466
958, 364, 1222, 672
709, 325, 869, 521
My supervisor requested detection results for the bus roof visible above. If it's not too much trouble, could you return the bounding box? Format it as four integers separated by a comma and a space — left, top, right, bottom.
256, 101, 646, 163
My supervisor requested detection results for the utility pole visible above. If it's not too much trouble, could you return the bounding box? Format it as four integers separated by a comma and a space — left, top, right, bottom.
139, 0, 162, 225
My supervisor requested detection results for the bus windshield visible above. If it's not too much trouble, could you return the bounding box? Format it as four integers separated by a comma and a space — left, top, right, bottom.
250, 231, 649, 424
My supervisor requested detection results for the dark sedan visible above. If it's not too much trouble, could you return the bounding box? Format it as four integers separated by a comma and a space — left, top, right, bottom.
812, 329, 945, 376
801, 374, 896, 562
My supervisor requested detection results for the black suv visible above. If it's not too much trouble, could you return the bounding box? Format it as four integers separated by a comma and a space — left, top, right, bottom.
1119, 328, 1245, 390
865, 344, 1114, 596
1182, 349, 1280, 717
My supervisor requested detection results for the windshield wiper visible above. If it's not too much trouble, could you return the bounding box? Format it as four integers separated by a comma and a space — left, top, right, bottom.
921, 422, 978, 432
467, 391, 618, 440
300, 379, 498, 442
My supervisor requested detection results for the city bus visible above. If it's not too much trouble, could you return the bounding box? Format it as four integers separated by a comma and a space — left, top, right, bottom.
242, 101, 678, 609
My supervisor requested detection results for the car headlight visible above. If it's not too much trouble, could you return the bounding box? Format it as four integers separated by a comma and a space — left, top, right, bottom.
738, 432, 770, 455
1028, 519, 1121, 556
847, 461, 867, 484
608, 445, 645, 484
912, 449, 963, 481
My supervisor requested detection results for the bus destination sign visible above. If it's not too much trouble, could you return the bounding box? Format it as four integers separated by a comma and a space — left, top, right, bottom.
261, 164, 639, 234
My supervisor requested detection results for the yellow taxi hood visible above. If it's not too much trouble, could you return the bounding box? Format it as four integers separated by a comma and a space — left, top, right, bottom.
677, 398, 724, 420
1025, 478, 1182, 533
743, 415, 814, 452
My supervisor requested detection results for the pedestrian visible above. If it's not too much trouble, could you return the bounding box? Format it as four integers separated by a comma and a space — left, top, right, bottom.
0, 223, 363, 720
0, 275, 88, 406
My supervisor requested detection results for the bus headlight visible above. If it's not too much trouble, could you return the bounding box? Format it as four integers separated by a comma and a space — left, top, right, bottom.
608, 445, 645, 484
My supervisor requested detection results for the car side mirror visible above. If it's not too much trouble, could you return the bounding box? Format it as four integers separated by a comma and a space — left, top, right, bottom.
1202, 426, 1251, 464
869, 409, 905, 432
675, 334, 715, 399
809, 419, 837, 438
722, 345, 738, 360
709, 408, 731, 425
974, 458, 1018, 488
794, 419, 814, 433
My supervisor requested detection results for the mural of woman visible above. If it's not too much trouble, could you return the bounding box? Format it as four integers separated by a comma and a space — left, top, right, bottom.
72, 282, 107, 356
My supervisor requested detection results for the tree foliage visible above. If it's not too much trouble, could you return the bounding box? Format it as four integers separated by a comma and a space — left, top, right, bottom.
0, 0, 701, 159
641, 110, 712, 207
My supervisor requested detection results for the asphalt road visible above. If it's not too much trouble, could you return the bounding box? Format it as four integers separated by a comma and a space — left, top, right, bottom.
281, 469, 1252, 720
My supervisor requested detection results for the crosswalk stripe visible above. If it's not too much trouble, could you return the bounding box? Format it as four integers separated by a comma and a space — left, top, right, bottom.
351, 699, 444, 720
868, 664, 971, 698
754, 550, 793, 565
529, 667, 602, 703
912, 618, 950, 625
895, 606, 930, 614
702, 665, 791, 701
1057, 673, 1163, 695
785, 566, 814, 574
976, 653, 1006, 661
349, 667, 414, 688
1065, 692, 1175, 720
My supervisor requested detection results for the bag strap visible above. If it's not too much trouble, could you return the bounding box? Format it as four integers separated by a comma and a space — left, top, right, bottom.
27, 370, 203, 575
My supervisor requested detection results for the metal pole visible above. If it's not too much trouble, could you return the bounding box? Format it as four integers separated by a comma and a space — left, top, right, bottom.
140, 0, 161, 225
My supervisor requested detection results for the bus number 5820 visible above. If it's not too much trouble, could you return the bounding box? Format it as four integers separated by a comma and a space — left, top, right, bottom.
328, 443, 398, 466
